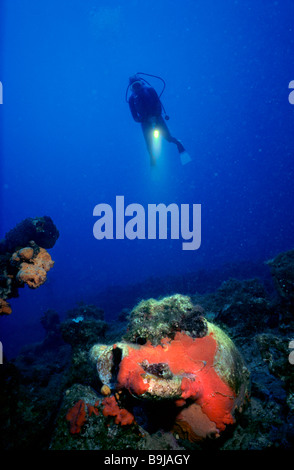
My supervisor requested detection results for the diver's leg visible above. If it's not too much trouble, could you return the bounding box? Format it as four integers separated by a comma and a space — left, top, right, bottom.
156, 116, 185, 153
141, 122, 156, 166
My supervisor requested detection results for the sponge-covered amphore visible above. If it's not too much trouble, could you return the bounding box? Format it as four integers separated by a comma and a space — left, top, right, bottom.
90, 295, 250, 443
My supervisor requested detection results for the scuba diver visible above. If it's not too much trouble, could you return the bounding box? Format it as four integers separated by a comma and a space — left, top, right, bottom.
126, 73, 191, 166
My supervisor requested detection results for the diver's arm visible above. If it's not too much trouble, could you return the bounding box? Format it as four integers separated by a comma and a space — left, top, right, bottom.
129, 95, 142, 122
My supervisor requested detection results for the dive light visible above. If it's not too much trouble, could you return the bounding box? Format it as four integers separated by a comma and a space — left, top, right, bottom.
153, 129, 160, 139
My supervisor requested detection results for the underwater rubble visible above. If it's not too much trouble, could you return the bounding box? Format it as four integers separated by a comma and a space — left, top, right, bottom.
0, 249, 294, 450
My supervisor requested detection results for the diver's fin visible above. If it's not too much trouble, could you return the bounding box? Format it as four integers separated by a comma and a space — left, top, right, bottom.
180, 151, 192, 165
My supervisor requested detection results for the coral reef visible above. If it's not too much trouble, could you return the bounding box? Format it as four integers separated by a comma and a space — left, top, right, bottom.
0, 215, 59, 254
0, 216, 58, 315
50, 384, 141, 450
198, 278, 271, 332
1, 248, 294, 450
60, 303, 108, 386
64, 392, 134, 436
0, 310, 70, 450
267, 249, 294, 302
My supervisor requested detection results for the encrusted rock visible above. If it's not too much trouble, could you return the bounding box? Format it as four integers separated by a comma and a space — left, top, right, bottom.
90, 295, 250, 443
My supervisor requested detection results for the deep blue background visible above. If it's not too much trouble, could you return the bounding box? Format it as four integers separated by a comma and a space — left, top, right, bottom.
1, 0, 294, 357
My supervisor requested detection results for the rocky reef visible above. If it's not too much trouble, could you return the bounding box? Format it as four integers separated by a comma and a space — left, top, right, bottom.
266, 249, 294, 303
0, 249, 294, 450
0, 215, 59, 254
0, 216, 59, 315
60, 303, 108, 386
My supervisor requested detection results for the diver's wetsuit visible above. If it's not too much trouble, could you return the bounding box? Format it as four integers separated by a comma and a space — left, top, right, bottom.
129, 83, 184, 165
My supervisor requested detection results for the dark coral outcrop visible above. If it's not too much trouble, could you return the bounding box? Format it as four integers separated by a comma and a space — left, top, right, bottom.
0, 216, 58, 315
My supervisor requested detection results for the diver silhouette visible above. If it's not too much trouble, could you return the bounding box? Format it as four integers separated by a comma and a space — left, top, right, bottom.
126, 73, 191, 166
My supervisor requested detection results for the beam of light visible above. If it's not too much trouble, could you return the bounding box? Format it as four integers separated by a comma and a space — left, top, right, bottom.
152, 129, 162, 160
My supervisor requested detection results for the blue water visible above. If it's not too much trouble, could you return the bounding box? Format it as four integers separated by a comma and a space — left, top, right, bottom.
1, 0, 294, 357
